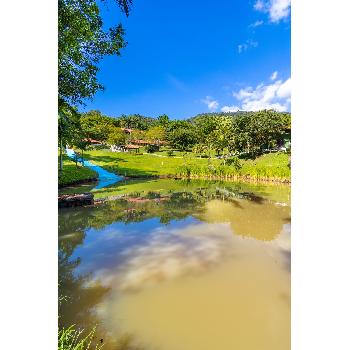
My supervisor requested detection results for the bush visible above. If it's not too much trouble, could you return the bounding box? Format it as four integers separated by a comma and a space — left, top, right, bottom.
226, 156, 242, 170
145, 144, 159, 153
167, 150, 174, 157
145, 191, 161, 199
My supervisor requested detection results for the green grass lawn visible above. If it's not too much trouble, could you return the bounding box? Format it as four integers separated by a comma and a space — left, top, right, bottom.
83, 150, 210, 177
83, 150, 290, 182
58, 155, 98, 187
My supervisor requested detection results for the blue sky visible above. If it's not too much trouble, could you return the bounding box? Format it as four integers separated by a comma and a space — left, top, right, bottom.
83, 0, 291, 119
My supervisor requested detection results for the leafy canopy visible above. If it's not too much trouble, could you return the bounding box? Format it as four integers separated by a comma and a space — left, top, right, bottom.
58, 0, 132, 109
145, 126, 167, 144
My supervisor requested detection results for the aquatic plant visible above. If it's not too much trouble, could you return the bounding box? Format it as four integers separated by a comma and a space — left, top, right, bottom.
58, 325, 102, 350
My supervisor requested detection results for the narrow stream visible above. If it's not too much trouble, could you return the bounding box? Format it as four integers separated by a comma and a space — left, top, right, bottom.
65, 148, 123, 189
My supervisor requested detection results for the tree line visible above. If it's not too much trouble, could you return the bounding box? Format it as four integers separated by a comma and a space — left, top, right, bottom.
59, 109, 291, 161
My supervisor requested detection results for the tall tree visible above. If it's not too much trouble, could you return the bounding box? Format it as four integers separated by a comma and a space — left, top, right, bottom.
58, 0, 132, 168
107, 128, 127, 146
145, 126, 167, 145
157, 114, 170, 129
58, 0, 132, 109
119, 114, 157, 130
80, 112, 115, 141
169, 128, 198, 151
58, 103, 80, 171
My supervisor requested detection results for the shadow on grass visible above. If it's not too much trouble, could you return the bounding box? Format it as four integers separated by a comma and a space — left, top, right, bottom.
237, 153, 260, 160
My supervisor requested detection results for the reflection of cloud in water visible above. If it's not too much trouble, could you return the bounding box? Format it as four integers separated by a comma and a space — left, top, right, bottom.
93, 222, 235, 292
272, 223, 291, 272
273, 223, 291, 252
198, 199, 290, 241
79, 206, 291, 292
86, 219, 292, 292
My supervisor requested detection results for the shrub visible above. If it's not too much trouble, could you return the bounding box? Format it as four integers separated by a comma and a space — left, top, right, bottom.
145, 191, 161, 199
145, 144, 159, 153
226, 156, 242, 170
166, 150, 174, 157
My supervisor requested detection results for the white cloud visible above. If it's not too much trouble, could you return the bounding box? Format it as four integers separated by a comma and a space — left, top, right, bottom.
201, 96, 219, 111
276, 77, 291, 98
237, 39, 258, 53
232, 73, 291, 112
270, 0, 291, 22
249, 20, 264, 28
254, 0, 265, 11
233, 86, 254, 100
270, 71, 278, 80
221, 105, 240, 113
253, 0, 291, 23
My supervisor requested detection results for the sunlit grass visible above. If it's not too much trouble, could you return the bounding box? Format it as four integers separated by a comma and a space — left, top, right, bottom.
84, 150, 210, 177
83, 150, 290, 182
58, 155, 98, 187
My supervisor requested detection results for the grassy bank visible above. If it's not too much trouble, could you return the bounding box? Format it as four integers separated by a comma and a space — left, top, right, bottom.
178, 152, 290, 182
84, 150, 290, 182
58, 155, 98, 187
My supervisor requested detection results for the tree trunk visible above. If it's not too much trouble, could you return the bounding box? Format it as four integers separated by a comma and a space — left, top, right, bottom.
81, 149, 84, 166
59, 138, 63, 172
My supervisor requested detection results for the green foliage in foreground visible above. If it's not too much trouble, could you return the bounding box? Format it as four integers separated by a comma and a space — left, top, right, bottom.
58, 156, 97, 187
58, 325, 102, 350
83, 150, 290, 181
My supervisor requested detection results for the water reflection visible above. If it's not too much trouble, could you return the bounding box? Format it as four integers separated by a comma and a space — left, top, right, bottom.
59, 179, 291, 350
197, 199, 290, 241
82, 221, 235, 292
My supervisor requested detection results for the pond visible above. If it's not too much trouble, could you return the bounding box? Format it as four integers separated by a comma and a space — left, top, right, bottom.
59, 179, 290, 350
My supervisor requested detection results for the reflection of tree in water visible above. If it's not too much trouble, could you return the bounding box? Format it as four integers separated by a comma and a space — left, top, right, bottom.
58, 228, 111, 340
58, 228, 146, 350
196, 199, 290, 241
59, 184, 286, 238
59, 191, 207, 232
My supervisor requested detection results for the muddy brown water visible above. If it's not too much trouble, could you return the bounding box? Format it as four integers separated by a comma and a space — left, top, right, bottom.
59, 179, 290, 350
